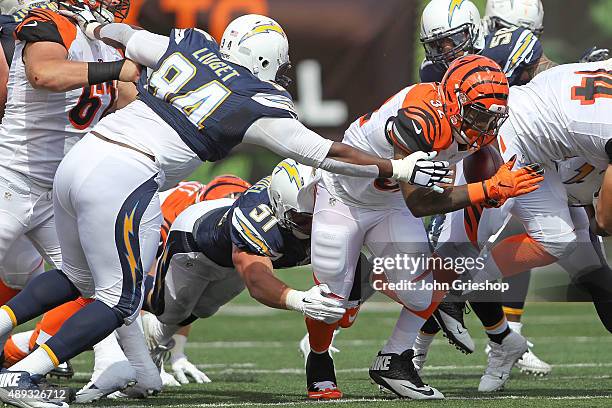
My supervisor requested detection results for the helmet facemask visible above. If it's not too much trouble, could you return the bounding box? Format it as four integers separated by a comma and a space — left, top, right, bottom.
421, 23, 477, 66
274, 61, 292, 88
456, 92, 508, 148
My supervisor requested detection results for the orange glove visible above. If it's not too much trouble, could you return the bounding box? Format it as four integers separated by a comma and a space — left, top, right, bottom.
468, 155, 544, 207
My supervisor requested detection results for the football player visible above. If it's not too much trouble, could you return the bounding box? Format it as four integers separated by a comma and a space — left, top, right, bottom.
414, 150, 610, 391
303, 55, 543, 400
142, 160, 346, 371
0, 9, 453, 406
416, 0, 550, 372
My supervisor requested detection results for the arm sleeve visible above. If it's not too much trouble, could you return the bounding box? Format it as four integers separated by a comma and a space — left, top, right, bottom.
243, 117, 379, 178
98, 24, 169, 68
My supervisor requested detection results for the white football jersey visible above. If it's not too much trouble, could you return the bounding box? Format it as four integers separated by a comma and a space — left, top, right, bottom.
557, 157, 605, 207
0, 10, 121, 187
502, 60, 612, 171
322, 84, 473, 210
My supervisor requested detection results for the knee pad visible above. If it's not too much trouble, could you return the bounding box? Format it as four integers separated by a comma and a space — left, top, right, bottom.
311, 226, 349, 291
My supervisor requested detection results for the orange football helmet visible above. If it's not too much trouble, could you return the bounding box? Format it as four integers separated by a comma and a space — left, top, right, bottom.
440, 55, 509, 148
198, 175, 251, 201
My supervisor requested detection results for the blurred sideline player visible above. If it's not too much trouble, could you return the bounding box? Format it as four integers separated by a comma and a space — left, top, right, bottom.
418, 0, 550, 374
0, 9, 453, 406
304, 55, 543, 400
142, 160, 351, 388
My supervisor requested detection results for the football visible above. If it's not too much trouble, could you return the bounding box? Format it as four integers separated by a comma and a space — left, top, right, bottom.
462, 144, 504, 183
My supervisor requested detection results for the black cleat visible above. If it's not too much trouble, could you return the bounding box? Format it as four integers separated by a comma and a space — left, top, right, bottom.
433, 300, 475, 353
306, 351, 342, 399
46, 361, 74, 380
369, 350, 444, 400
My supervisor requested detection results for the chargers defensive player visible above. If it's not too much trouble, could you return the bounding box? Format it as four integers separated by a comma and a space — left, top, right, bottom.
142, 160, 347, 371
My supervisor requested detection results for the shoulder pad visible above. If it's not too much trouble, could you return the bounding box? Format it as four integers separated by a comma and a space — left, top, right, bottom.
15, 9, 76, 50
231, 206, 280, 258
251, 92, 297, 118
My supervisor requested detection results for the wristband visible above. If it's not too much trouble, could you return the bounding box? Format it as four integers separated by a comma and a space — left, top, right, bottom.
87, 60, 125, 85
467, 182, 486, 204
284, 289, 304, 312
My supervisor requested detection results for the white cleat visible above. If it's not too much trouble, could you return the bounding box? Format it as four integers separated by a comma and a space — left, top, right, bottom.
516, 341, 552, 376
433, 302, 475, 354
75, 360, 137, 403
479, 331, 527, 392
298, 330, 340, 366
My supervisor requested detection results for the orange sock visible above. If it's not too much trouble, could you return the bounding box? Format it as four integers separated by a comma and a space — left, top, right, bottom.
492, 233, 557, 278
28, 297, 93, 350
0, 280, 20, 306
306, 318, 339, 353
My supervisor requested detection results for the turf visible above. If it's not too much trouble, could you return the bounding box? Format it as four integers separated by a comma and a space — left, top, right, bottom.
39, 267, 612, 408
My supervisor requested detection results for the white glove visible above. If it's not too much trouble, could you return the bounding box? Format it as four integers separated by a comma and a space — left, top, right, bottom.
286, 284, 346, 324
58, 1, 101, 40
170, 354, 212, 384
391, 151, 452, 193
160, 364, 181, 387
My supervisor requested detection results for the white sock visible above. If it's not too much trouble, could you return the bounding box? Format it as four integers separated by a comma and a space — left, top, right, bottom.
508, 321, 523, 335
413, 330, 436, 353
171, 334, 187, 359
11, 346, 55, 375
381, 308, 425, 355
117, 318, 162, 391
0, 308, 15, 349
91, 332, 128, 383
11, 330, 34, 354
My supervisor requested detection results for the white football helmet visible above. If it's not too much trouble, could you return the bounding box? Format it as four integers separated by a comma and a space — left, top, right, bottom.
268, 159, 318, 238
0, 0, 50, 15
484, 0, 544, 35
420, 0, 485, 66
220, 14, 291, 87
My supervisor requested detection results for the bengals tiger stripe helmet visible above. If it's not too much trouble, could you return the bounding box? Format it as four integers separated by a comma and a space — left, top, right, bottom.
440, 55, 509, 148
198, 175, 251, 201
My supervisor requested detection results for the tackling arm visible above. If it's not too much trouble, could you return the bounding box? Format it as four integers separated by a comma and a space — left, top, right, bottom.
94, 24, 169, 68
231, 245, 289, 310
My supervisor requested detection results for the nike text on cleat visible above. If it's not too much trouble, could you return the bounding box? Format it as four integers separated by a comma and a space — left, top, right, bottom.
479, 331, 528, 392
0, 369, 69, 408
368, 350, 444, 400
433, 301, 475, 354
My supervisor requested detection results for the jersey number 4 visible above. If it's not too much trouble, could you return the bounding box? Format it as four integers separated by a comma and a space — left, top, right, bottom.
149, 52, 231, 129
571, 70, 612, 105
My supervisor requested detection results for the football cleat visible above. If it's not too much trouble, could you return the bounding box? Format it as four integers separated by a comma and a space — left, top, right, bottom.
75, 361, 137, 403
0, 369, 69, 408
46, 361, 74, 380
516, 341, 552, 376
306, 351, 342, 400
369, 350, 444, 400
479, 331, 527, 392
432, 301, 475, 354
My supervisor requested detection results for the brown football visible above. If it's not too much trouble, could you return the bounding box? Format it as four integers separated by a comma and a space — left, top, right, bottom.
463, 145, 504, 183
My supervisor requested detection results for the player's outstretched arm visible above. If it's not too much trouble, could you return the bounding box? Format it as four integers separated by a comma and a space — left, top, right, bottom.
596, 164, 612, 234
399, 148, 544, 218
60, 2, 169, 68
232, 245, 345, 323
244, 117, 451, 188
23, 41, 139, 92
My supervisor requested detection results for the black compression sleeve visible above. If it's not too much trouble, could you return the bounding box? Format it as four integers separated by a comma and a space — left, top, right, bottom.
87, 60, 125, 85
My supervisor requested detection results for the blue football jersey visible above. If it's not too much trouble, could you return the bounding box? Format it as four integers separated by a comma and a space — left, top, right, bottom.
194, 177, 310, 269
137, 28, 297, 163
419, 27, 543, 86
0, 15, 18, 65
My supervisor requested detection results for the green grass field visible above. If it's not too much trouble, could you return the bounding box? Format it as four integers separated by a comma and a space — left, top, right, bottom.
37, 267, 612, 408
